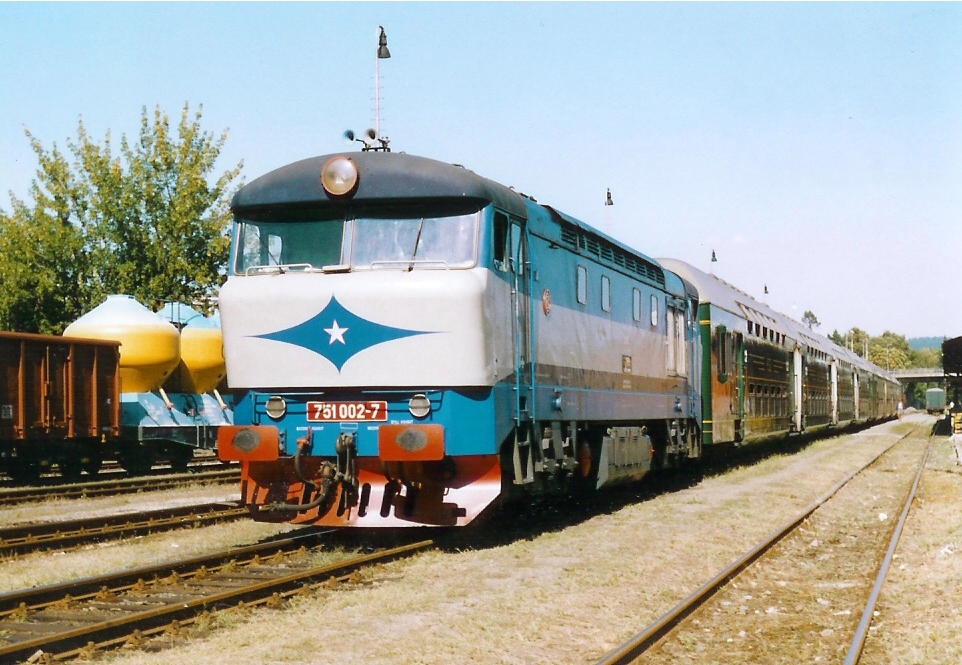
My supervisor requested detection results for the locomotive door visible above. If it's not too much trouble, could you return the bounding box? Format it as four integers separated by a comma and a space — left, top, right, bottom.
510, 219, 534, 423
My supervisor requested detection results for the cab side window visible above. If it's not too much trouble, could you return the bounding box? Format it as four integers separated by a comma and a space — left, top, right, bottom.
493, 212, 509, 271
577, 265, 588, 305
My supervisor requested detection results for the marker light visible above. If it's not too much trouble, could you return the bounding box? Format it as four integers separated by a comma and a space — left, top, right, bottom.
321, 155, 359, 197
265, 396, 287, 420
408, 394, 432, 418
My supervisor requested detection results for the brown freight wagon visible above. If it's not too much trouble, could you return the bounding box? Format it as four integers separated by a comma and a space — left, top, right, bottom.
0, 331, 120, 481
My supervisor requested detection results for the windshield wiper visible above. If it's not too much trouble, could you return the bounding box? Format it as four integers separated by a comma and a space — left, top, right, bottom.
407, 217, 425, 272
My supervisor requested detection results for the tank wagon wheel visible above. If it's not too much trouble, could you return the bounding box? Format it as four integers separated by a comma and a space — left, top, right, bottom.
167, 447, 194, 473
118, 448, 155, 475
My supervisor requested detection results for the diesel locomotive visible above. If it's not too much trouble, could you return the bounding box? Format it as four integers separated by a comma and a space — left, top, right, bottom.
216, 150, 900, 527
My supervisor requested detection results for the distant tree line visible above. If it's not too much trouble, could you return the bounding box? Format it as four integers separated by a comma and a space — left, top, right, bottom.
0, 103, 242, 334
826, 328, 941, 371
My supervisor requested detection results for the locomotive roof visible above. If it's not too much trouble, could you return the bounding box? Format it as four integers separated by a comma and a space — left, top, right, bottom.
232, 151, 527, 217
658, 258, 894, 377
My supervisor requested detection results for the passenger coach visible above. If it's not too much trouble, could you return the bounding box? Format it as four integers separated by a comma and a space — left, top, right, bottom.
660, 259, 901, 446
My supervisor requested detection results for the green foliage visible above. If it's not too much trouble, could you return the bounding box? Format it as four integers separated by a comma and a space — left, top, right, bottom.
827, 327, 940, 371
909, 347, 941, 368
868, 331, 910, 370
0, 103, 242, 333
829, 327, 871, 357
802, 310, 820, 329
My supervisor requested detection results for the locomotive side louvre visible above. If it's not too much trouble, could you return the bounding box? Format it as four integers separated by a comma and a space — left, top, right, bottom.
217, 151, 702, 527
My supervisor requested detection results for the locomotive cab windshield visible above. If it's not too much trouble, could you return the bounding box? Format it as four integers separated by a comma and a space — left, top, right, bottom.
233, 202, 482, 274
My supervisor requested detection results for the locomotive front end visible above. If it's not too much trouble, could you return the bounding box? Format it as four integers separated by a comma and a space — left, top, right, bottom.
217, 152, 519, 527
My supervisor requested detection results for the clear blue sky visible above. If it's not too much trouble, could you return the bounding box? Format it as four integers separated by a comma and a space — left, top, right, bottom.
1, 2, 959, 339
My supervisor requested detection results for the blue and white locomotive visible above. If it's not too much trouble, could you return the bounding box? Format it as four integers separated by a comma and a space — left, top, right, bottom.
217, 150, 702, 526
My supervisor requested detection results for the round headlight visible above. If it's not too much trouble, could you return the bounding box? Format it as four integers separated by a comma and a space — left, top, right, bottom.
265, 396, 287, 420
408, 394, 431, 419
320, 155, 359, 197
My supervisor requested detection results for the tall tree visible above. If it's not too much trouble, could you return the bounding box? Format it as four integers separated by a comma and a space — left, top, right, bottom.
868, 331, 910, 370
802, 310, 820, 329
0, 103, 242, 333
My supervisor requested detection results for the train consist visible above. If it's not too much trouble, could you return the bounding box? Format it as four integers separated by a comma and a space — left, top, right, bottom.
215, 150, 901, 527
0, 296, 232, 480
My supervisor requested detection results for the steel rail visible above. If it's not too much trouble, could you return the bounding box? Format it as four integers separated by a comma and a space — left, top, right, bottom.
0, 529, 340, 615
0, 539, 432, 663
0, 459, 234, 488
0, 501, 247, 556
0, 468, 239, 507
594, 429, 916, 665
843, 436, 933, 665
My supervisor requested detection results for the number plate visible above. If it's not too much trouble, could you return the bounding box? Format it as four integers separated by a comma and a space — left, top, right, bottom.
306, 401, 388, 422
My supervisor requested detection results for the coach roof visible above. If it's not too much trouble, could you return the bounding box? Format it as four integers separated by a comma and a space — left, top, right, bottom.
232, 151, 527, 217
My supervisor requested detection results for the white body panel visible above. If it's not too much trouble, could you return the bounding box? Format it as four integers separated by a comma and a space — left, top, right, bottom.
220, 269, 512, 389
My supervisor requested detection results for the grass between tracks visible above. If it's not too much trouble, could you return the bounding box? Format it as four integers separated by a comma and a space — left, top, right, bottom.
860, 431, 962, 664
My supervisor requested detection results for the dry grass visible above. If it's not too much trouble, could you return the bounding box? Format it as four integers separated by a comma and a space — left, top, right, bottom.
87, 418, 936, 665
0, 484, 295, 591
0, 483, 240, 526
0, 519, 297, 591
860, 434, 962, 664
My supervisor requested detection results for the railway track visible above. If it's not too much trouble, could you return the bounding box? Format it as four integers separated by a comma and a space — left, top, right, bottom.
0, 459, 235, 489
0, 501, 248, 557
0, 468, 240, 507
595, 426, 932, 665
0, 531, 432, 662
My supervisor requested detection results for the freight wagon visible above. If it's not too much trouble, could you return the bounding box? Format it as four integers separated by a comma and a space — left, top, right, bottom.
0, 331, 120, 480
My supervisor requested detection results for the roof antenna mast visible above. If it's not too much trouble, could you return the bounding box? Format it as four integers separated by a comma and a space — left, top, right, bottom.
343, 27, 392, 152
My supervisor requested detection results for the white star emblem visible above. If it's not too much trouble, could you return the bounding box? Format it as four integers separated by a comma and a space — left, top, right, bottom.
324, 319, 349, 345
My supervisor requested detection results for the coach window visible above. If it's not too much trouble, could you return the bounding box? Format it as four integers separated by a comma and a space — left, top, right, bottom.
577, 265, 588, 305
632, 288, 642, 321
601, 275, 611, 312
650, 295, 658, 327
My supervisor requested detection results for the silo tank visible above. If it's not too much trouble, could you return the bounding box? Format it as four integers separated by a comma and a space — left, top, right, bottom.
178, 325, 226, 393
63, 295, 180, 393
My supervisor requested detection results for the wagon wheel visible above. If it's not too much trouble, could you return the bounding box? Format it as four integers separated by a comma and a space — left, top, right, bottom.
58, 458, 83, 482
119, 448, 155, 475
8, 460, 40, 484
168, 447, 194, 473
81, 454, 103, 476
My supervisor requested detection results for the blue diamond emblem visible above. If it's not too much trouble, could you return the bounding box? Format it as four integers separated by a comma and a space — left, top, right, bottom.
256, 296, 432, 371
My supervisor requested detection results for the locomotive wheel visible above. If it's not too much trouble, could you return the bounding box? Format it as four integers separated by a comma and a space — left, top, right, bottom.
572, 437, 600, 493
576, 441, 593, 479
